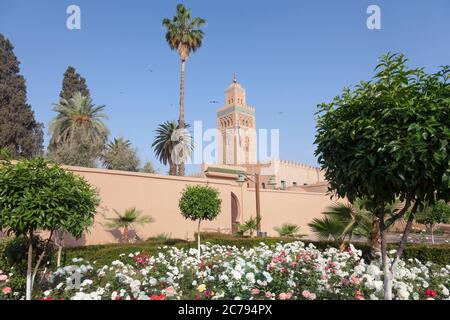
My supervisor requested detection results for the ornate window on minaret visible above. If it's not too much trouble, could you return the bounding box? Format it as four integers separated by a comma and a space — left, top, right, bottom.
217, 75, 256, 165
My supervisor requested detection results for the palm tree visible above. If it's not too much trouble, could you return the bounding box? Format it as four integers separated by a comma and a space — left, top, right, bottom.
152, 120, 193, 176
274, 223, 301, 238
49, 92, 108, 149
104, 208, 154, 243
308, 200, 373, 251
162, 4, 206, 176
236, 216, 261, 237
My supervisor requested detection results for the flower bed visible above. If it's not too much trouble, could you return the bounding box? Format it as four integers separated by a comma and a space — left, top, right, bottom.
24, 241, 449, 300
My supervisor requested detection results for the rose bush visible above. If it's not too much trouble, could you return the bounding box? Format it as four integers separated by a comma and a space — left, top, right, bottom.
1, 241, 449, 300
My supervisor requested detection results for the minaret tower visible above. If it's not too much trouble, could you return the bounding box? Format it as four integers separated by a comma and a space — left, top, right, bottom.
217, 75, 256, 165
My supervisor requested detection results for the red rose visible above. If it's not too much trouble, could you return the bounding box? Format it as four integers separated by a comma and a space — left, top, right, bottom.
425, 288, 437, 298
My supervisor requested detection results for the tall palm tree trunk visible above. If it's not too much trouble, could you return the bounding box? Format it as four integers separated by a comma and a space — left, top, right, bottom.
177, 59, 186, 176
169, 159, 177, 176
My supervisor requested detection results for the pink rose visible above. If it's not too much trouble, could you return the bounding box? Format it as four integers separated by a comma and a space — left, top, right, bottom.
2, 287, 12, 295
279, 292, 292, 300
279, 292, 287, 300
0, 275, 8, 281
302, 290, 311, 299
265, 292, 272, 298
350, 274, 361, 285
251, 288, 260, 295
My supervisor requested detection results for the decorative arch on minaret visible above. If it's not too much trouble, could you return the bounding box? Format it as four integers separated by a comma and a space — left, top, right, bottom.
216, 75, 256, 165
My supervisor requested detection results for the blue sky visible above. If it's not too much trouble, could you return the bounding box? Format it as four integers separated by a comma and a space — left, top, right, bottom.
1, 0, 449, 174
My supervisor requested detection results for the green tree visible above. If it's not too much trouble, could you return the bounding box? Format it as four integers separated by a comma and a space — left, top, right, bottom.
315, 52, 450, 299
179, 185, 221, 260
152, 120, 193, 176
0, 158, 99, 299
59, 66, 90, 101
162, 4, 206, 176
101, 137, 140, 172
0, 34, 43, 158
48, 92, 108, 167
415, 200, 450, 244
104, 208, 154, 243
273, 223, 301, 238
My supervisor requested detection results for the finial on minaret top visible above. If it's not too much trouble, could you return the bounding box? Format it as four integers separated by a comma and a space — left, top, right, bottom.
233, 73, 237, 83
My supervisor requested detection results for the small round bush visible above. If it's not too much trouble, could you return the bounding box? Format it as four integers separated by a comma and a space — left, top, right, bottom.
178, 185, 221, 260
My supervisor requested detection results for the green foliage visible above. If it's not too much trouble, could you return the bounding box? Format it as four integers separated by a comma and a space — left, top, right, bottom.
235, 216, 260, 237
59, 66, 90, 101
61, 239, 189, 266
0, 147, 11, 161
178, 185, 221, 222
315, 53, 450, 209
415, 200, 450, 226
49, 92, 108, 149
0, 236, 53, 275
0, 157, 99, 237
308, 201, 373, 242
101, 137, 140, 172
147, 233, 171, 241
162, 4, 206, 61
48, 93, 108, 167
0, 34, 44, 159
273, 223, 301, 238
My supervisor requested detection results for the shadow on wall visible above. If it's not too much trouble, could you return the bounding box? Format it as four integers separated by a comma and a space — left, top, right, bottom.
106, 228, 139, 244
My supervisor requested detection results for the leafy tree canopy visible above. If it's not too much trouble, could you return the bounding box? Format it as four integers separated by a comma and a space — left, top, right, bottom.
179, 185, 221, 222
0, 33, 43, 159
0, 157, 99, 237
59, 66, 90, 101
315, 53, 450, 211
314, 52, 450, 299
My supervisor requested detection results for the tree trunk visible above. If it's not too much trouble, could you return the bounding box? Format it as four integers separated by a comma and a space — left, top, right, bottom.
26, 230, 33, 300
370, 217, 381, 260
177, 59, 186, 177
123, 226, 129, 244
377, 202, 394, 300
168, 159, 176, 176
380, 224, 393, 300
57, 244, 63, 268
197, 220, 201, 262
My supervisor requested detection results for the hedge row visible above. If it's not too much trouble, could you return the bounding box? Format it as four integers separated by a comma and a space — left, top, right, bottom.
61, 235, 450, 267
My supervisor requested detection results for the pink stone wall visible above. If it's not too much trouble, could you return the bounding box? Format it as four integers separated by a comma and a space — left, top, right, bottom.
61, 166, 336, 246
